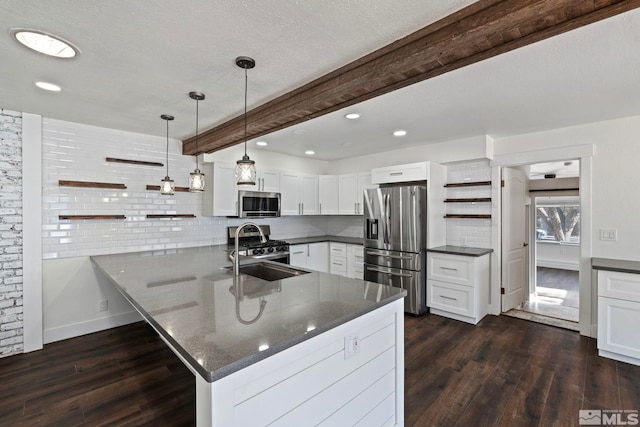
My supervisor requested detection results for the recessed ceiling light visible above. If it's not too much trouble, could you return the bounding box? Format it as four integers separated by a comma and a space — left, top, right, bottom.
393, 130, 407, 137
305, 150, 315, 155
256, 141, 268, 146
11, 29, 79, 58
345, 113, 360, 120
35, 81, 62, 92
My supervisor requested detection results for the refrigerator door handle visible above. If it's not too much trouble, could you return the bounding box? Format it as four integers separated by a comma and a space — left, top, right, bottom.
366, 266, 413, 277
383, 194, 391, 244
366, 250, 413, 260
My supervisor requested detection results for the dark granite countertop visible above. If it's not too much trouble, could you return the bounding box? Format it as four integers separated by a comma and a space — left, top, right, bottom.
286, 235, 364, 246
592, 257, 640, 274
91, 245, 403, 383
427, 245, 493, 257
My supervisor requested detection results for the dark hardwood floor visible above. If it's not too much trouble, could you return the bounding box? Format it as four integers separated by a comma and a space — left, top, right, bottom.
1, 314, 639, 426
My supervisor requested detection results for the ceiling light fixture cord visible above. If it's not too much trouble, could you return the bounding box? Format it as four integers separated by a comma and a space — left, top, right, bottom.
244, 66, 248, 156
195, 97, 199, 169
165, 118, 170, 177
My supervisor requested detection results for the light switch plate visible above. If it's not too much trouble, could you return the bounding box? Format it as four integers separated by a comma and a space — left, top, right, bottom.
600, 229, 617, 241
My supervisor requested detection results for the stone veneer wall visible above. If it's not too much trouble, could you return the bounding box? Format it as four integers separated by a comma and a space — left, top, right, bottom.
0, 109, 23, 357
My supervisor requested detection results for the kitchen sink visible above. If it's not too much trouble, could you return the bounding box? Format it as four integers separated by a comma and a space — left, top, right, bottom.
237, 262, 310, 282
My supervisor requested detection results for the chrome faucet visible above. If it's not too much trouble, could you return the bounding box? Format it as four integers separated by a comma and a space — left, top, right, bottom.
229, 222, 267, 276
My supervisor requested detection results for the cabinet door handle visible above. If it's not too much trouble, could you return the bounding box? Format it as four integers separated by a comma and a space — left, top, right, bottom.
319, 203, 322, 214
292, 251, 305, 254
301, 202, 304, 215
390, 172, 403, 176
440, 295, 458, 301
366, 250, 412, 260
366, 266, 413, 277
440, 267, 458, 271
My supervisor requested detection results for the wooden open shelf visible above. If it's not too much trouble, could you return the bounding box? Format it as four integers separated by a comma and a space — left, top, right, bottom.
146, 185, 191, 193
444, 181, 492, 188
444, 198, 491, 203
59, 215, 126, 220
146, 214, 196, 219
106, 157, 163, 167
59, 180, 126, 189
444, 214, 492, 219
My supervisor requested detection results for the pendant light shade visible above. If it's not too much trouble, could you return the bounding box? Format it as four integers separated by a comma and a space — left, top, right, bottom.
234, 56, 257, 186
160, 114, 175, 195
188, 91, 206, 192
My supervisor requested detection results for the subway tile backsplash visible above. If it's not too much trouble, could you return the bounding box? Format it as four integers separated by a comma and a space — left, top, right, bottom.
42, 119, 332, 259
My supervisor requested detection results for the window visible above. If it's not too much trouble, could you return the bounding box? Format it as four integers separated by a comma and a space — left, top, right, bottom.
535, 196, 580, 244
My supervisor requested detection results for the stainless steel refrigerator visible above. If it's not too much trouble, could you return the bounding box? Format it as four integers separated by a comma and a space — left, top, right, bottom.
363, 185, 428, 315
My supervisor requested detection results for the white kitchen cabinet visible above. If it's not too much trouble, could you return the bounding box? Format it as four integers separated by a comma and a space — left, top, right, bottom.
257, 169, 280, 192
330, 242, 348, 276
280, 173, 318, 216
319, 175, 339, 215
339, 172, 374, 215
290, 243, 328, 273
427, 252, 490, 324
371, 161, 429, 185
347, 244, 364, 279
307, 242, 329, 272
202, 162, 238, 216
597, 270, 640, 366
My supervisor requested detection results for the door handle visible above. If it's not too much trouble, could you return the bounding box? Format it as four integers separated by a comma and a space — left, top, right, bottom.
366, 266, 413, 277
523, 242, 529, 247
366, 250, 413, 260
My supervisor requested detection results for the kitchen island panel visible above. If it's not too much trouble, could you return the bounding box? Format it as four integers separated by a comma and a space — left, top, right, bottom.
199, 299, 404, 426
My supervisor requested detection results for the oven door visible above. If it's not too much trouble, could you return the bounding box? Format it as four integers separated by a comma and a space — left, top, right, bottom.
364, 264, 426, 315
239, 191, 281, 218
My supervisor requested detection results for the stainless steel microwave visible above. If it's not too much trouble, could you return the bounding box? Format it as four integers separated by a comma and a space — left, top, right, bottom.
238, 191, 281, 218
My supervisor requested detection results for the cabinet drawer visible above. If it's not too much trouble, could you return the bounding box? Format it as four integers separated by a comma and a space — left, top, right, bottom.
427, 253, 473, 286
330, 258, 347, 273
428, 280, 474, 317
598, 270, 640, 302
330, 242, 347, 256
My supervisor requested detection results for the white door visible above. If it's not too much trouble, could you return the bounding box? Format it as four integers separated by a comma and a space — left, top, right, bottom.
289, 244, 308, 268
212, 162, 238, 216
502, 167, 528, 312
259, 169, 280, 192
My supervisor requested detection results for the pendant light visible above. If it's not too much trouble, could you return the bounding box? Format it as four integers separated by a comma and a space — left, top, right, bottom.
188, 91, 206, 192
160, 114, 175, 195
234, 56, 257, 186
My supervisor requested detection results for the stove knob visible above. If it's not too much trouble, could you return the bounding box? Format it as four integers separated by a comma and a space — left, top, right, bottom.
267, 247, 274, 253
253, 248, 263, 255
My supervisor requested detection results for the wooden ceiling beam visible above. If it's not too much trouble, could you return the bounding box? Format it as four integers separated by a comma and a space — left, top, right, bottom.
183, 0, 640, 155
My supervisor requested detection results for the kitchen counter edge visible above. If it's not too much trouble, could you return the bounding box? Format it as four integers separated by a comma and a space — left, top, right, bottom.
592, 257, 640, 274
427, 245, 493, 257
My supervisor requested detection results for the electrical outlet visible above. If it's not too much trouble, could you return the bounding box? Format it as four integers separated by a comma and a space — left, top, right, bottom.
98, 299, 108, 312
344, 334, 360, 359
600, 229, 618, 241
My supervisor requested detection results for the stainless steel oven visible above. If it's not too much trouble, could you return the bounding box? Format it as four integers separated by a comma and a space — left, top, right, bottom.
228, 225, 290, 264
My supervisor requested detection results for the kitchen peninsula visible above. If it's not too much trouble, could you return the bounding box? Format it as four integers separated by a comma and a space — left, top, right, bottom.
91, 244, 405, 426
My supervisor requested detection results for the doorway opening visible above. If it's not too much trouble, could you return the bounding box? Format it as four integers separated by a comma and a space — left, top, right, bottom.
503, 161, 580, 330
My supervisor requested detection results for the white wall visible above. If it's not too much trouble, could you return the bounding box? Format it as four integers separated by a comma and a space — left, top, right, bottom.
203, 144, 329, 175
495, 114, 640, 260
536, 242, 580, 271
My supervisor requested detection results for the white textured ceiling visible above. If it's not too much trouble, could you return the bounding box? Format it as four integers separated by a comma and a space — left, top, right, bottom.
0, 0, 474, 139
1, 1, 640, 165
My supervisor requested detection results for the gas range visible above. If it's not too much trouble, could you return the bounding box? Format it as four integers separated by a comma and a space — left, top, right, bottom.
228, 225, 290, 262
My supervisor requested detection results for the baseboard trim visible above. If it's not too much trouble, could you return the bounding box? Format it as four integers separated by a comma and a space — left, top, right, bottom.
537, 260, 579, 271
43, 311, 143, 344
